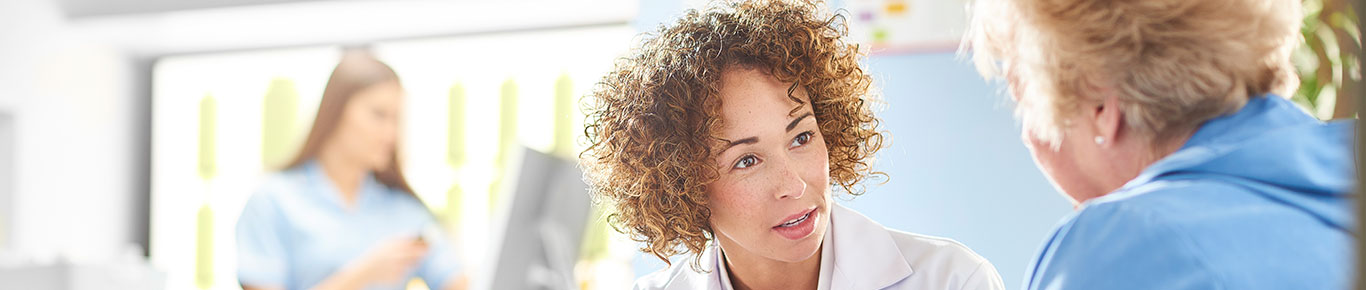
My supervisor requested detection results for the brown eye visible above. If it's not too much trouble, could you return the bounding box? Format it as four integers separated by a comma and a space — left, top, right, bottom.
790, 131, 814, 148
733, 155, 759, 169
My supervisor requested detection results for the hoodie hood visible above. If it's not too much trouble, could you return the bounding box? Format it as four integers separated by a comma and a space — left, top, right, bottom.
1121, 95, 1357, 232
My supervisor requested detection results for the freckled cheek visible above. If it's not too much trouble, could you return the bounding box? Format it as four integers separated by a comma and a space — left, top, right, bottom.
805, 140, 832, 193
803, 160, 830, 196
706, 179, 767, 230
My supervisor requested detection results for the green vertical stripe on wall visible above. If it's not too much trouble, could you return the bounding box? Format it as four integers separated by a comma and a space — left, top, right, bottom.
497, 78, 518, 168
198, 94, 217, 180
195, 94, 217, 288
553, 72, 574, 158
447, 82, 467, 226
492, 78, 518, 212
262, 78, 300, 170
194, 202, 214, 289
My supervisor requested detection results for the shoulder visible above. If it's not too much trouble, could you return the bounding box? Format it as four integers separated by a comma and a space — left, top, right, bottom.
831, 204, 1002, 289
239, 168, 330, 223
251, 168, 311, 201
633, 252, 716, 290
1059, 177, 1276, 242
1052, 185, 1219, 257
886, 230, 992, 272
243, 169, 311, 210
1026, 185, 1228, 289
832, 204, 994, 277
1065, 177, 1269, 240
885, 230, 1003, 289
236, 170, 313, 236
1095, 178, 1252, 213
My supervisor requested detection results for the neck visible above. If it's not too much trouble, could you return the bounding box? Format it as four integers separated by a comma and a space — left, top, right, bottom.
1103, 130, 1196, 195
1143, 132, 1194, 166
719, 241, 822, 290
317, 148, 367, 208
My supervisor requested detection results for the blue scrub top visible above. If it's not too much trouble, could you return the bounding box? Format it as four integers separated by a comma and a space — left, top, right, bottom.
235, 160, 461, 290
1023, 95, 1356, 290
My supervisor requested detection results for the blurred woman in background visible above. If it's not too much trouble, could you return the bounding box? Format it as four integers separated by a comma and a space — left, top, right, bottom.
966, 0, 1356, 289
236, 50, 466, 290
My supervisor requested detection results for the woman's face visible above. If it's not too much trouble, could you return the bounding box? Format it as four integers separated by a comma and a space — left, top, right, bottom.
328, 80, 404, 171
706, 67, 831, 263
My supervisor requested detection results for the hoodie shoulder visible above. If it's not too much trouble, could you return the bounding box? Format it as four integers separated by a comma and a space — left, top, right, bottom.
1027, 195, 1224, 290
1030, 96, 1356, 290
1125, 95, 1356, 231
1032, 180, 1354, 290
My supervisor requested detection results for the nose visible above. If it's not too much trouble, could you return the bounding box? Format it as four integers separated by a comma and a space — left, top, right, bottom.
773, 158, 807, 200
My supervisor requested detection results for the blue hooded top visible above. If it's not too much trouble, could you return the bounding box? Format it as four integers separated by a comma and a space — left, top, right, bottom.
1023, 95, 1357, 290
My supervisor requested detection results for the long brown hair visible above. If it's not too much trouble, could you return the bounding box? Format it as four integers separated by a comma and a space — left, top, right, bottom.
285, 49, 417, 196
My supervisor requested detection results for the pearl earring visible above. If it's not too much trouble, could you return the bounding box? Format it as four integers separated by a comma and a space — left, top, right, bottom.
1094, 136, 1105, 145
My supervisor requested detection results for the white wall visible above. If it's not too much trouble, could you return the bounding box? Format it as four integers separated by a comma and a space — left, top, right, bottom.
0, 113, 13, 248
0, 0, 141, 262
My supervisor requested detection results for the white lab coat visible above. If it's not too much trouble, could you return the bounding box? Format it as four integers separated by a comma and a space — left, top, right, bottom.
634, 204, 1005, 290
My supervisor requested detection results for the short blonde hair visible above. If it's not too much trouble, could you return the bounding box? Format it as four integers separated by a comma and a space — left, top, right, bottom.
965, 0, 1302, 147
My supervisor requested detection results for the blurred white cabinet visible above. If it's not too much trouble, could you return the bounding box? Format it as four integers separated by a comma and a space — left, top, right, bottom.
0, 113, 10, 248
0, 262, 165, 290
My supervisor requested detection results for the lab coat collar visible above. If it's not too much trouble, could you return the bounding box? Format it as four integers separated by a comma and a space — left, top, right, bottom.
695, 204, 915, 290
655, 245, 727, 290
827, 203, 916, 289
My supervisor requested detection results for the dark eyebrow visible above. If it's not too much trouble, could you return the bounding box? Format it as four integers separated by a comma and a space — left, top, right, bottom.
720, 112, 814, 154
721, 137, 758, 153
787, 112, 813, 132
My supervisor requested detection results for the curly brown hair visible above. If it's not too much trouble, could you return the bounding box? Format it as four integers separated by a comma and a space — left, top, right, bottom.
581, 0, 884, 268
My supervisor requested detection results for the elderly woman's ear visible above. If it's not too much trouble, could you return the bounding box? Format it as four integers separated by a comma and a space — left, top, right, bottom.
1090, 93, 1122, 148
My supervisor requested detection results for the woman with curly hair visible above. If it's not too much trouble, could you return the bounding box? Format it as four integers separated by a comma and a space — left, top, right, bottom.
582, 1, 1004, 289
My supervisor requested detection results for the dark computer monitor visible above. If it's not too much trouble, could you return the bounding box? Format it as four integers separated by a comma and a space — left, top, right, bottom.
486, 147, 592, 290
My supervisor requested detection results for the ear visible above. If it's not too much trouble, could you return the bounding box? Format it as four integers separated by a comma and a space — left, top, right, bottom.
1091, 93, 1122, 148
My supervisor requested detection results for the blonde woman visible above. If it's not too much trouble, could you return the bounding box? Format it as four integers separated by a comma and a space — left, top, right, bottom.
965, 0, 1356, 289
